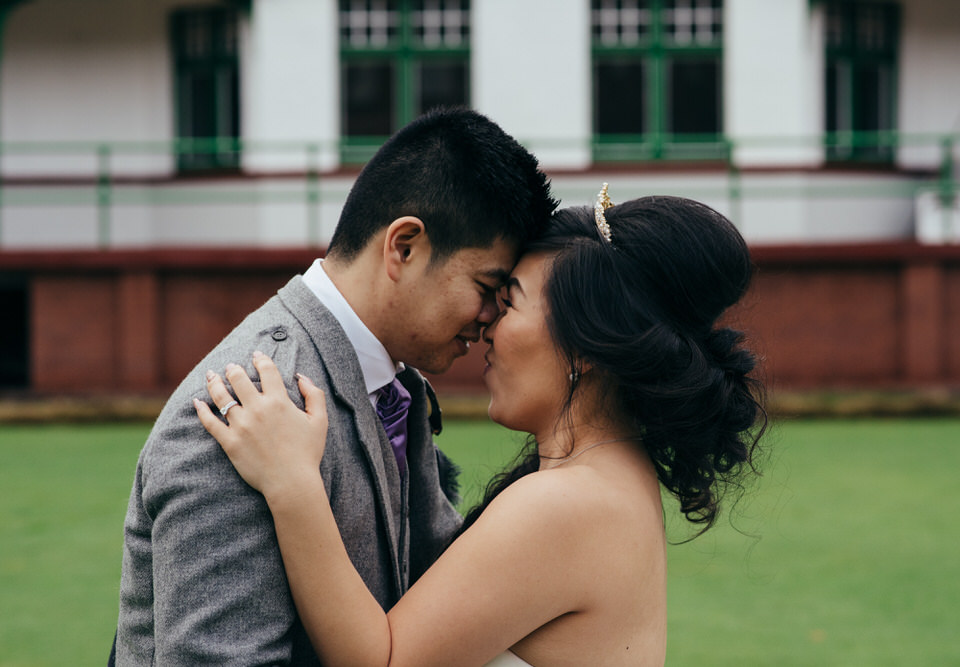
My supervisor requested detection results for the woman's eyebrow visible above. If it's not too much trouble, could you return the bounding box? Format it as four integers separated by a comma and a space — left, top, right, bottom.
506, 276, 524, 295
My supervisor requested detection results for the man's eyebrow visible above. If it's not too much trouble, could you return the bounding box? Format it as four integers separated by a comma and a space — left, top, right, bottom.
480, 268, 511, 286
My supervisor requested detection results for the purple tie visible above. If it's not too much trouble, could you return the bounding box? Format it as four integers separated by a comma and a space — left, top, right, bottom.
376, 378, 411, 476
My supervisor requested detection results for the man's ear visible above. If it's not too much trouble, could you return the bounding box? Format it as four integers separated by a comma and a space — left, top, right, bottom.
383, 216, 429, 281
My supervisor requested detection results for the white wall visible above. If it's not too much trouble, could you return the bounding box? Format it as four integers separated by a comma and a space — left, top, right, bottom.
1, 0, 958, 248
726, 0, 823, 167
1, 170, 920, 248
0, 0, 191, 177
473, 0, 591, 169
0, 176, 354, 248
897, 0, 960, 170
242, 0, 340, 174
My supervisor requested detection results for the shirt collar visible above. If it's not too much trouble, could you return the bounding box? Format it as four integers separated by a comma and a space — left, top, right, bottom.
302, 258, 402, 396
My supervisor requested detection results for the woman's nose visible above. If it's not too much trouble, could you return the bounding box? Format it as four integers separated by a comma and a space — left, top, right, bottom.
482, 309, 504, 344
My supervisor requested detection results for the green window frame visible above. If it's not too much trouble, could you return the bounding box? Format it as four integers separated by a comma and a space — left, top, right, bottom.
339, 0, 470, 164
591, 0, 725, 162
824, 0, 899, 163
171, 7, 241, 172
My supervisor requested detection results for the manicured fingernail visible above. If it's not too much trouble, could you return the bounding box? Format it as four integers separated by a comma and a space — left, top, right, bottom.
225, 363, 238, 372
205, 370, 215, 382
253, 350, 264, 358
192, 398, 201, 409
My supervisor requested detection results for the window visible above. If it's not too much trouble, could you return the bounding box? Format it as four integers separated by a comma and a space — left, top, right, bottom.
824, 1, 899, 162
171, 7, 241, 171
592, 0, 725, 161
0, 274, 28, 389
340, 0, 470, 163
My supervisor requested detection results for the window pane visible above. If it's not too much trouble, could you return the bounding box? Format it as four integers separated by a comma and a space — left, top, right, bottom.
216, 67, 241, 167
853, 63, 893, 158
177, 71, 216, 168
591, 0, 652, 47
823, 1, 897, 161
662, 0, 722, 47
178, 12, 212, 59
825, 62, 845, 133
343, 62, 395, 136
827, 1, 896, 54
180, 71, 217, 139
411, 0, 470, 48
0, 276, 28, 388
172, 8, 241, 170
825, 2, 848, 49
175, 9, 239, 60
595, 60, 645, 134
856, 4, 895, 52
825, 61, 853, 160
854, 63, 892, 132
340, 0, 400, 48
417, 61, 467, 115
216, 10, 239, 57
668, 59, 720, 134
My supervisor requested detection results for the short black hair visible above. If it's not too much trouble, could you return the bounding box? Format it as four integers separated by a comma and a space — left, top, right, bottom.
327, 107, 558, 263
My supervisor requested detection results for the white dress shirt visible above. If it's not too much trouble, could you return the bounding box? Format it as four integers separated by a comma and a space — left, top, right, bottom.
301, 259, 402, 407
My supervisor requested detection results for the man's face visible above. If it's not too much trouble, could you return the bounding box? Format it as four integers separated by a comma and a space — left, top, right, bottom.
387, 238, 518, 375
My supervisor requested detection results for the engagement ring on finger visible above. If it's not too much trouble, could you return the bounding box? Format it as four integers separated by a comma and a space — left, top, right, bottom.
219, 399, 239, 417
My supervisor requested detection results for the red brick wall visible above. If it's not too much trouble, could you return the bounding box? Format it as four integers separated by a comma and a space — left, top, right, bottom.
32, 273, 119, 392
946, 266, 960, 379
741, 266, 901, 387
743, 243, 960, 390
4, 243, 960, 397
5, 249, 309, 395
159, 273, 290, 386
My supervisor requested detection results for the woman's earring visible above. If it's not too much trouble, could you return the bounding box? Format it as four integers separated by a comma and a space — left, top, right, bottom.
569, 368, 581, 385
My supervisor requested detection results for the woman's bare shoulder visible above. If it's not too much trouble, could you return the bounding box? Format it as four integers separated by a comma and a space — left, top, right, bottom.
462, 463, 663, 610
476, 465, 637, 544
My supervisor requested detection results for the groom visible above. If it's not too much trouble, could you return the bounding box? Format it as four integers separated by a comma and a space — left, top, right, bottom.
112, 108, 557, 664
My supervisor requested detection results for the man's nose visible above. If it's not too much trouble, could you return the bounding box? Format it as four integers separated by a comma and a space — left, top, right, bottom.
477, 293, 501, 326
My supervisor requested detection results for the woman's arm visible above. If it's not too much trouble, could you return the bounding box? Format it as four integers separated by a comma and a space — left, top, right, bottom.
266, 474, 394, 665
196, 353, 393, 665
196, 353, 591, 667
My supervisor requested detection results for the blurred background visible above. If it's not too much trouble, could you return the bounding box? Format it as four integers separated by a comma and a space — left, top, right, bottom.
0, 0, 958, 665
0, 0, 958, 405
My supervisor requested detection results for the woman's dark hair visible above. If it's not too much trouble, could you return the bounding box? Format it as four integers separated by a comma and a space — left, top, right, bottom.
327, 107, 557, 264
462, 196, 766, 536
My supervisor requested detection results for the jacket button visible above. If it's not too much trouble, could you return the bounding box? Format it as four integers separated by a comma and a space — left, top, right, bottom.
272, 329, 287, 341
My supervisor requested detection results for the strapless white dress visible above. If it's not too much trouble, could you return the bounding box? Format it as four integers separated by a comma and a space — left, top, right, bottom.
484, 650, 533, 666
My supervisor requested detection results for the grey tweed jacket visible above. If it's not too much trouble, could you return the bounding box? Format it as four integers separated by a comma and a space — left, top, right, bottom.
115, 276, 463, 665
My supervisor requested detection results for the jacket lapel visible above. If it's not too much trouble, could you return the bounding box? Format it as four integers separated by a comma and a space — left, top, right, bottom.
277, 276, 404, 593
399, 367, 464, 583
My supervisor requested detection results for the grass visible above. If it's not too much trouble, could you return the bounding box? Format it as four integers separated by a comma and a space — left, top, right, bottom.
0, 424, 148, 666
662, 419, 960, 666
1, 418, 959, 665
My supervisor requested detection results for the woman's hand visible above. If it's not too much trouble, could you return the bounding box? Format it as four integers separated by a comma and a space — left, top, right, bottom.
195, 351, 328, 501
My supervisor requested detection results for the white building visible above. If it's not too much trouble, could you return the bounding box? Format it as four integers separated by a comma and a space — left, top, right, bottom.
0, 0, 958, 248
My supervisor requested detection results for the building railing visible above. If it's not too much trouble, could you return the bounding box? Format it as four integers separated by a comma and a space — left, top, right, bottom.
0, 132, 957, 247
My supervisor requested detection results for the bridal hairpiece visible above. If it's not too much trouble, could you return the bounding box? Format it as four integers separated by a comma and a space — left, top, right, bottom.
594, 182, 614, 243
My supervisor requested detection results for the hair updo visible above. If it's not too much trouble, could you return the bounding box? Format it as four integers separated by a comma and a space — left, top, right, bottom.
461, 195, 766, 535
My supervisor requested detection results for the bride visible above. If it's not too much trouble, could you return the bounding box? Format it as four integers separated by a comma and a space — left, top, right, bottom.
196, 188, 766, 666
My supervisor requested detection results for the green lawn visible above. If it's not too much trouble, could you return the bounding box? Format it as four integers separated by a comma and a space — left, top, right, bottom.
1, 418, 958, 665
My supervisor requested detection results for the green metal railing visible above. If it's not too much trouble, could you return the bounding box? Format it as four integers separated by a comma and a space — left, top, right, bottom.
0, 132, 957, 247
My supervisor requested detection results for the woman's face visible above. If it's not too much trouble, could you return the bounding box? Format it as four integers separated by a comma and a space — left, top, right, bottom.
482, 251, 569, 436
